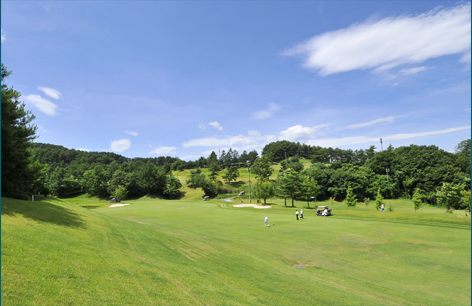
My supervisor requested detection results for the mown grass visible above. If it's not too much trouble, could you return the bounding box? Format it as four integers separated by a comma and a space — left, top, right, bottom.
2, 196, 470, 305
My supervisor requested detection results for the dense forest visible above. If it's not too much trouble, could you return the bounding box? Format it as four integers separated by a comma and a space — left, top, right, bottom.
27, 138, 471, 209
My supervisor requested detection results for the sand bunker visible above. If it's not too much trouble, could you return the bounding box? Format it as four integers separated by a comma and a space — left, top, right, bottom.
109, 203, 130, 208
233, 204, 271, 209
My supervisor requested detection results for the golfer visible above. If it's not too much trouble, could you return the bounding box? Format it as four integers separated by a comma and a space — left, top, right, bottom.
296, 210, 299, 220
264, 216, 269, 227
300, 209, 304, 219
381, 203, 385, 212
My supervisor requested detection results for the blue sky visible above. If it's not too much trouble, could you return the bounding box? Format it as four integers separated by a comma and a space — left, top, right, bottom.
2, 1, 470, 160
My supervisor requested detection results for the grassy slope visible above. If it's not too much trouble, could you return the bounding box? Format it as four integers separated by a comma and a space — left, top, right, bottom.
2, 196, 470, 305
174, 158, 311, 201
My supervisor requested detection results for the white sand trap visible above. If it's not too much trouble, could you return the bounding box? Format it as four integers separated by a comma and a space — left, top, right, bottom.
109, 203, 130, 208
233, 204, 271, 209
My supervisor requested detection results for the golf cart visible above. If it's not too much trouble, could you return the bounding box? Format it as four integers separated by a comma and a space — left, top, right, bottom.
316, 206, 332, 216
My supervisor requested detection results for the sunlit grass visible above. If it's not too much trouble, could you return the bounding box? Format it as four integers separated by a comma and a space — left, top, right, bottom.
2, 196, 470, 305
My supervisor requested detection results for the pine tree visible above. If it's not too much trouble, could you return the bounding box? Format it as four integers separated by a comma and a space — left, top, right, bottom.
1, 64, 41, 198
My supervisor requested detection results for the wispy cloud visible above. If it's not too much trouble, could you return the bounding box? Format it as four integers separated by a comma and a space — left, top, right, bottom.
149, 146, 176, 155
37, 125, 50, 133
1, 29, 6, 43
282, 3, 471, 75
345, 116, 396, 130
23, 94, 58, 115
182, 137, 230, 148
198, 124, 206, 129
399, 66, 432, 76
209, 121, 223, 131
125, 130, 138, 136
252, 103, 281, 120
37, 87, 61, 99
307, 126, 471, 147
110, 139, 131, 152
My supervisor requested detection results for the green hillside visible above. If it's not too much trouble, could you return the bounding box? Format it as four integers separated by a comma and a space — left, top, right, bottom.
2, 196, 470, 305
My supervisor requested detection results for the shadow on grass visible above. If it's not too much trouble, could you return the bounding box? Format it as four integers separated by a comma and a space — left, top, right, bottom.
1, 198, 86, 229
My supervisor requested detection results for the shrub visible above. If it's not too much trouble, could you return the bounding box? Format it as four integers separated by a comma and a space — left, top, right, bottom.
388, 203, 394, 212
111, 185, 128, 201
364, 197, 370, 211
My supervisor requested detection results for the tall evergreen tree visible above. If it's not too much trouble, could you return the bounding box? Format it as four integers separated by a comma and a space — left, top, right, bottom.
1, 64, 42, 198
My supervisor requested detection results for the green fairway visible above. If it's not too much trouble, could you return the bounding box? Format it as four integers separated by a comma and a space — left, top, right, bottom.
2, 196, 470, 305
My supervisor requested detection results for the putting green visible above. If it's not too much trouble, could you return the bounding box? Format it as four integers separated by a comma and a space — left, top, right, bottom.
1, 196, 470, 305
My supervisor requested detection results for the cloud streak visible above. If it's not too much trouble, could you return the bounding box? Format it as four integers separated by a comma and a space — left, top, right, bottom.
126, 130, 138, 136
252, 103, 281, 120
308, 126, 471, 147
282, 3, 471, 75
23, 94, 58, 115
149, 146, 176, 155
38, 87, 61, 99
1, 29, 6, 43
345, 116, 395, 129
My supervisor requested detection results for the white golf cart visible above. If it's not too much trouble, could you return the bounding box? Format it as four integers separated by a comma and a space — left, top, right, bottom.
316, 205, 332, 216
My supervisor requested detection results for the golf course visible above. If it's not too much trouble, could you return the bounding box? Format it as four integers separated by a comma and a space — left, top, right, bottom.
2, 194, 470, 305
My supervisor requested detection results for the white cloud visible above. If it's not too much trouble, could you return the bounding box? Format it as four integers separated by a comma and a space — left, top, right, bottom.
149, 146, 177, 155
282, 3, 471, 75
180, 154, 205, 160
76, 148, 90, 152
252, 103, 281, 120
23, 94, 58, 115
125, 130, 138, 136
110, 139, 131, 152
37, 87, 61, 99
399, 66, 431, 76
279, 124, 329, 142
1, 29, 6, 43
182, 137, 230, 148
345, 116, 395, 129
37, 125, 49, 133
198, 124, 206, 129
209, 121, 223, 131
308, 126, 471, 147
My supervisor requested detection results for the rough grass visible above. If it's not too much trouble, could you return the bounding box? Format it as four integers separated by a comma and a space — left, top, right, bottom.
2, 196, 470, 305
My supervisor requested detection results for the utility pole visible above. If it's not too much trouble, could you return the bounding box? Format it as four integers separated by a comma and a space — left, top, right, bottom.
285, 151, 288, 174
380, 138, 383, 152
247, 161, 251, 203
386, 168, 390, 182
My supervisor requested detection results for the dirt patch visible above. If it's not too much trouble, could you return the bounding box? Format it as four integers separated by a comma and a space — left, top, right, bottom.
424, 248, 453, 254
370, 231, 393, 235
409, 240, 447, 247
339, 234, 387, 246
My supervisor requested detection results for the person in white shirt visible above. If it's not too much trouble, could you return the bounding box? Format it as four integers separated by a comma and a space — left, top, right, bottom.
300, 209, 304, 219
296, 210, 299, 220
264, 216, 269, 227
381, 203, 385, 212
322, 207, 329, 216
